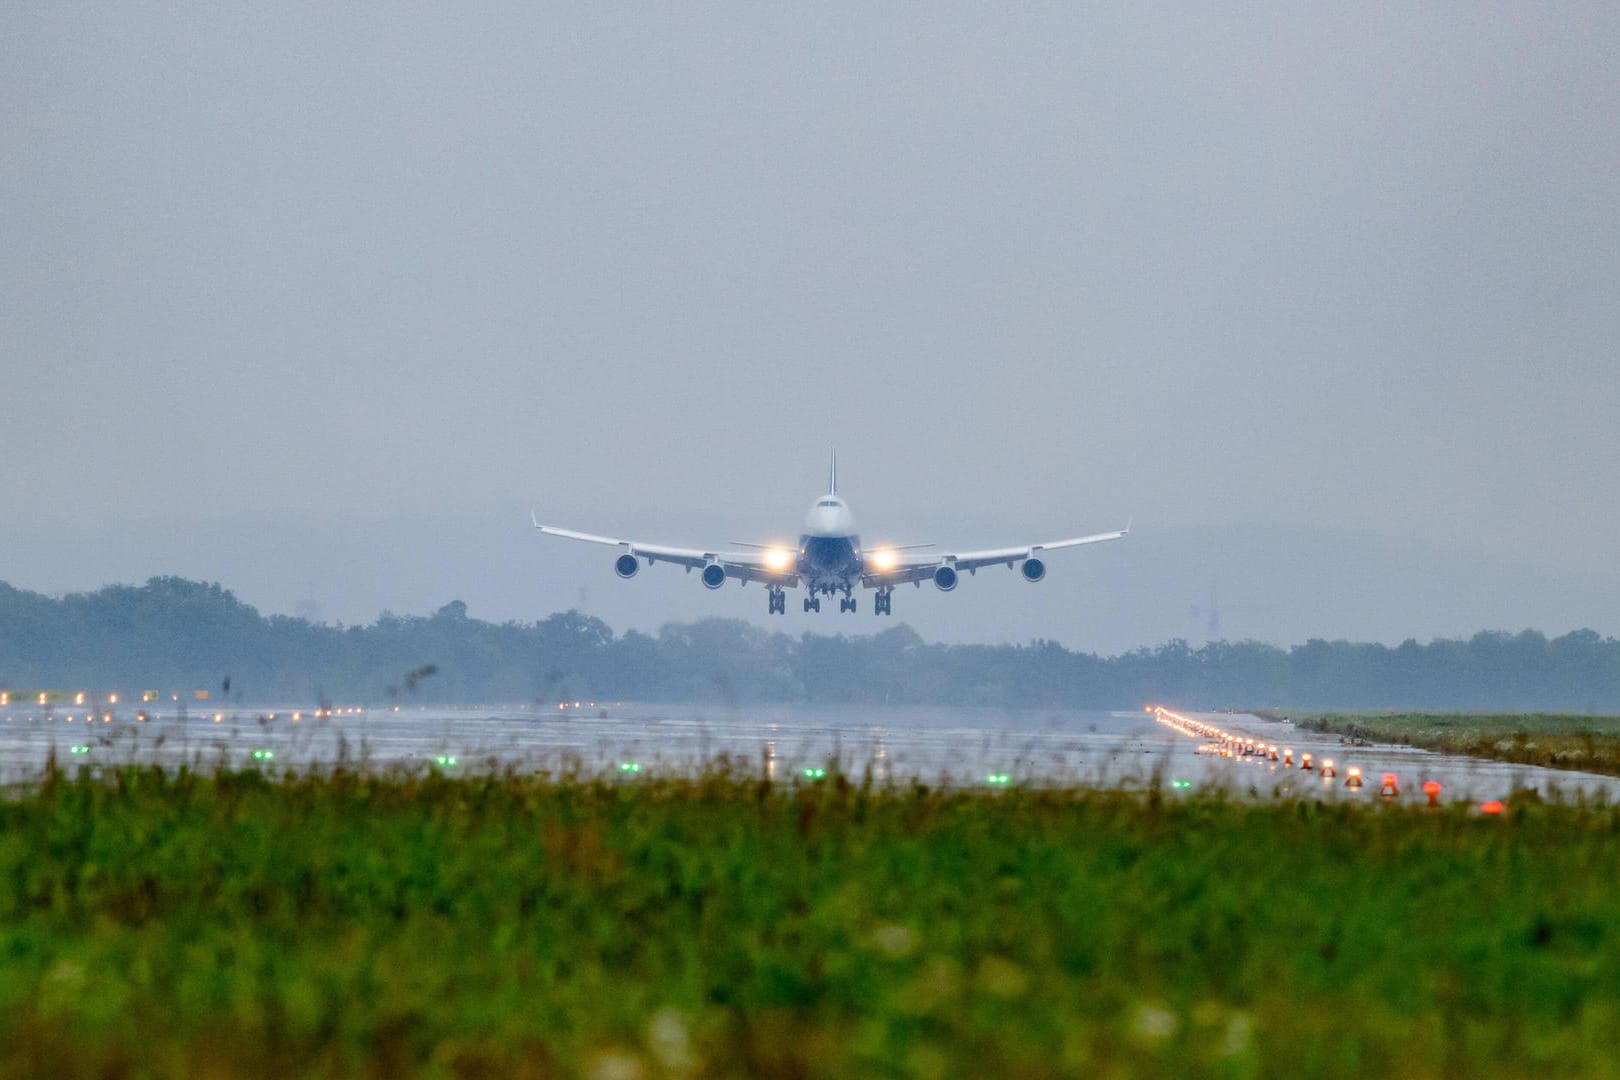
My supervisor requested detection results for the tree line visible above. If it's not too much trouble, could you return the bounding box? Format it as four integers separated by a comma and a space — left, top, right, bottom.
1, 576, 1617, 711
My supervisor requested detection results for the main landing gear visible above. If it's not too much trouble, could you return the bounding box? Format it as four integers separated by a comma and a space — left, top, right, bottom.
791, 586, 892, 615
767, 588, 786, 615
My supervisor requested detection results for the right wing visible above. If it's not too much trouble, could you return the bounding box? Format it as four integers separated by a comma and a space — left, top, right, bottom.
533, 514, 799, 588
863, 525, 1129, 588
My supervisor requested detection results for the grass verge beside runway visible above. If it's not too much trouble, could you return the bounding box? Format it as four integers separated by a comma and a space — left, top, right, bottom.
1293, 712, 1620, 777
4, 765, 1620, 1078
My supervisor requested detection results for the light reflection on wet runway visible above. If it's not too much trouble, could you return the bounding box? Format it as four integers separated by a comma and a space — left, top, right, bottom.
2, 702, 1616, 803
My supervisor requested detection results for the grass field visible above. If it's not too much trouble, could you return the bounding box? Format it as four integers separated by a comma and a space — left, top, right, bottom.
1294, 712, 1620, 777
3, 764, 1620, 1079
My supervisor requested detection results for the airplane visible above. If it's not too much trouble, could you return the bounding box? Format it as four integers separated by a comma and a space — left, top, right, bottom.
532, 453, 1128, 616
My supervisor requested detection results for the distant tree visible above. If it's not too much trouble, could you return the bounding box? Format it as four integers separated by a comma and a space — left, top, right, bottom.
3, 577, 1619, 710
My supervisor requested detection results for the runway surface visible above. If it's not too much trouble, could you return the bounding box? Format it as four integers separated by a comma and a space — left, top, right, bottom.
3, 701, 1616, 802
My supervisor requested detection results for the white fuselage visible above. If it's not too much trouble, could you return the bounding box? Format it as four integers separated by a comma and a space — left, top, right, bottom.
799, 494, 862, 596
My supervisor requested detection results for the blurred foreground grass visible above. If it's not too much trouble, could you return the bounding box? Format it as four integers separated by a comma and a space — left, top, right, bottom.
3, 765, 1620, 1079
1298, 712, 1620, 777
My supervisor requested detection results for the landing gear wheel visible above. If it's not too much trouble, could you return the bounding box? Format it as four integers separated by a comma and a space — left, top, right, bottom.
874, 589, 893, 616
803, 597, 812, 613
768, 589, 785, 615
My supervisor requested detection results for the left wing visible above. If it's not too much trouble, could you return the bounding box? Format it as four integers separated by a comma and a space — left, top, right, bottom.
864, 525, 1129, 588
533, 514, 799, 587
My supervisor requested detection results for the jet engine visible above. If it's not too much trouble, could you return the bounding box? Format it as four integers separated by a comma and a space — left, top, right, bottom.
1021, 557, 1046, 583
701, 564, 726, 589
614, 553, 639, 579
933, 565, 958, 592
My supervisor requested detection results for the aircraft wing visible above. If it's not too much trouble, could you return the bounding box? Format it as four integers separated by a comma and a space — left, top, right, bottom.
533, 516, 799, 587
863, 525, 1128, 588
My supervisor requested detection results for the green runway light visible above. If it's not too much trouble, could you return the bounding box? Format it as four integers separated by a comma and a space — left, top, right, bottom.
435, 755, 458, 767
69, 744, 90, 755
986, 773, 1011, 785
251, 749, 275, 761
802, 767, 826, 779
1171, 779, 1192, 789
618, 762, 643, 773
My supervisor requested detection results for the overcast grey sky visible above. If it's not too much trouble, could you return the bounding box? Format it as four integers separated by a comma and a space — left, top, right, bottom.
3, 5, 1617, 653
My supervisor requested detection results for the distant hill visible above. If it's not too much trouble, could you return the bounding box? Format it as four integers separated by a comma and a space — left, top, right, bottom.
1, 577, 1618, 710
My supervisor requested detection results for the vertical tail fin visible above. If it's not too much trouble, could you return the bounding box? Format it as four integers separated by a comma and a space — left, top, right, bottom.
829, 449, 838, 495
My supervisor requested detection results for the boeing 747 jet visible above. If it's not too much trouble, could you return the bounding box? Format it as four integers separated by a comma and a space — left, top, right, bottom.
533, 455, 1127, 616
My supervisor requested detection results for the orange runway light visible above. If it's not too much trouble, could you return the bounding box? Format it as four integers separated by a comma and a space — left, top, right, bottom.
1345, 766, 1363, 789
1321, 757, 1336, 778
1379, 773, 1400, 798
1480, 800, 1505, 816
1422, 780, 1442, 807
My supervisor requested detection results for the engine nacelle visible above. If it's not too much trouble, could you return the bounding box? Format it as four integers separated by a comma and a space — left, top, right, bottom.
933, 565, 958, 592
614, 553, 639, 579
701, 563, 726, 590
1021, 557, 1046, 583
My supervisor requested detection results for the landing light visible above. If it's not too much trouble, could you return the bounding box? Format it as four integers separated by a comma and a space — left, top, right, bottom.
870, 549, 899, 572
763, 547, 794, 571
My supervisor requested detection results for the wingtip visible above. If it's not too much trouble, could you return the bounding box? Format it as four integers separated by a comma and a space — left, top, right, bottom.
531, 510, 542, 530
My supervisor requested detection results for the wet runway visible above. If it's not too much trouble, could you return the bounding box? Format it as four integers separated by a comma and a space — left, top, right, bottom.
3, 701, 1616, 802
